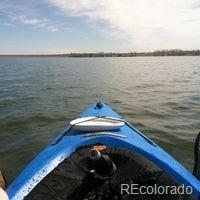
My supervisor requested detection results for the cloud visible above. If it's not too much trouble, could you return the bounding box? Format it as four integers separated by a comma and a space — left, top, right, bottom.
2, 22, 15, 27
48, 0, 200, 50
0, 1, 59, 32
11, 15, 59, 32
18, 16, 43, 25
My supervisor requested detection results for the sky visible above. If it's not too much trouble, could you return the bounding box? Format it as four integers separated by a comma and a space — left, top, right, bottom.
0, 0, 200, 54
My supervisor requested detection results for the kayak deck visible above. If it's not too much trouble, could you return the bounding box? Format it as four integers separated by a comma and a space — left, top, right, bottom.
7, 102, 200, 200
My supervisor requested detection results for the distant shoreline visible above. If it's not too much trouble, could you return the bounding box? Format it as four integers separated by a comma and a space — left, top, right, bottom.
1, 49, 200, 57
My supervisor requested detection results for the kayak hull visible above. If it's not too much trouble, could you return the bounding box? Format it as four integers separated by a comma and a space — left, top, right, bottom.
7, 102, 200, 199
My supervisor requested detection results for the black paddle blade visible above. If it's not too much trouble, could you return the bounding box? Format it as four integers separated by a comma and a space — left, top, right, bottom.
193, 132, 200, 179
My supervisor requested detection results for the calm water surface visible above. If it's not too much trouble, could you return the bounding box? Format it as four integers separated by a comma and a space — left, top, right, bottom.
0, 56, 200, 183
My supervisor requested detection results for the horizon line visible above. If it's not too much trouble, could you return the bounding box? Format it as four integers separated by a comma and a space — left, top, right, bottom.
0, 49, 200, 57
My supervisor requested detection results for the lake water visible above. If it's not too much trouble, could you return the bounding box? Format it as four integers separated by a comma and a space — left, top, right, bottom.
0, 56, 200, 184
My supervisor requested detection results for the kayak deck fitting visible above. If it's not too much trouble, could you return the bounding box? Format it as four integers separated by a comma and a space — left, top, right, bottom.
7, 102, 200, 200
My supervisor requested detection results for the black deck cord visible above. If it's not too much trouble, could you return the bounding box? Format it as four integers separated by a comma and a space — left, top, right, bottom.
52, 115, 157, 147
52, 116, 100, 145
52, 116, 125, 145
193, 132, 200, 179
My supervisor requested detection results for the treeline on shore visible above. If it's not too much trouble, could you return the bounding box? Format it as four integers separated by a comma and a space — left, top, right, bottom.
1, 49, 200, 57
68, 49, 200, 57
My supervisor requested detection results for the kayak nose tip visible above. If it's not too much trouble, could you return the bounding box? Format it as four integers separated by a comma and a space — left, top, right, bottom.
96, 102, 103, 109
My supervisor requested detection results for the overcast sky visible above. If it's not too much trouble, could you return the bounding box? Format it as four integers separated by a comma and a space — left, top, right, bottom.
0, 0, 200, 54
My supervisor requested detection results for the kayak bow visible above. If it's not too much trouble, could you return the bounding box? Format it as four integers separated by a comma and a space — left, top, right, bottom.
7, 102, 200, 199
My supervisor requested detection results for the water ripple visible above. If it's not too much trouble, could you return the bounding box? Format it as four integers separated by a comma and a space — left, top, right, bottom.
0, 56, 200, 183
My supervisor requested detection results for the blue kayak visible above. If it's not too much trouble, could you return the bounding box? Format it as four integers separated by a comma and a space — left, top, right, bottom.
7, 102, 200, 200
